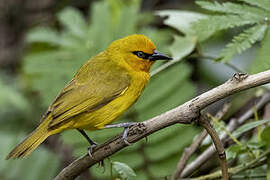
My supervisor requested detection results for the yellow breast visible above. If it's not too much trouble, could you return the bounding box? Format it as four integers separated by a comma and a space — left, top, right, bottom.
71, 71, 150, 130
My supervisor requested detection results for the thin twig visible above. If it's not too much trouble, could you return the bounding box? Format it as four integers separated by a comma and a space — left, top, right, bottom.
54, 70, 270, 180
181, 93, 270, 177
199, 115, 229, 180
173, 103, 231, 179
199, 55, 246, 73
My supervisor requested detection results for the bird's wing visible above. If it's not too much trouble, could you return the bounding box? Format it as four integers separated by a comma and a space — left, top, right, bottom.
45, 55, 131, 129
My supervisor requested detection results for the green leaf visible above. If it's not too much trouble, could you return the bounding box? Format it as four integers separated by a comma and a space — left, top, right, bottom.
232, 120, 270, 138
26, 27, 61, 45
57, 7, 88, 39
250, 27, 270, 73
261, 126, 270, 146
156, 10, 206, 36
112, 161, 136, 180
169, 35, 197, 60
238, 0, 270, 11
246, 141, 265, 150
226, 144, 247, 160
193, 15, 258, 42
219, 24, 268, 62
196, 1, 269, 21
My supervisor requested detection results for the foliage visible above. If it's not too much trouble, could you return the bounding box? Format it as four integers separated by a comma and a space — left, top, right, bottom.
219, 24, 267, 62
232, 119, 270, 138
193, 0, 270, 63
112, 161, 136, 180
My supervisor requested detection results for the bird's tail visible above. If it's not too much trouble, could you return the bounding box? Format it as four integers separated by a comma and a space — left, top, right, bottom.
6, 117, 52, 159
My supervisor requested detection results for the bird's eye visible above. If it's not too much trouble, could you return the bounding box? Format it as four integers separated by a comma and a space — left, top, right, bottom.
133, 51, 148, 59
137, 51, 144, 58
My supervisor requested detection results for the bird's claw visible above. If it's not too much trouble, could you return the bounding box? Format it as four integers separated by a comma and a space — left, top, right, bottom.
88, 142, 98, 159
123, 138, 131, 146
122, 122, 138, 145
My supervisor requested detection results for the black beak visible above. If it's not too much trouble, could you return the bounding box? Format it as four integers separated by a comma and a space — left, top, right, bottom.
149, 50, 173, 61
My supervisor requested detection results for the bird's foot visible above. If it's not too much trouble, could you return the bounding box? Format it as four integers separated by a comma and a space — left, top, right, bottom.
87, 141, 98, 159
105, 122, 138, 145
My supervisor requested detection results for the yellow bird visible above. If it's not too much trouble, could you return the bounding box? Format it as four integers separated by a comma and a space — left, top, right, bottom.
6, 34, 172, 159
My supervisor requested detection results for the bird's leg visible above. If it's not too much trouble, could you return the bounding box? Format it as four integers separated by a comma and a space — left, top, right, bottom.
105, 122, 138, 145
77, 129, 97, 159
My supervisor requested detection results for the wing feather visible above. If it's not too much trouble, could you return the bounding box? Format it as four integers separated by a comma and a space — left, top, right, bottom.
45, 53, 130, 129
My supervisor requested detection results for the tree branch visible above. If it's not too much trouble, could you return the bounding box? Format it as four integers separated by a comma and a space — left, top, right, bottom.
54, 70, 270, 180
198, 115, 229, 180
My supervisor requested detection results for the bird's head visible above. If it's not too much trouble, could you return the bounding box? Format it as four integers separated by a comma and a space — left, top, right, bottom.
106, 34, 172, 72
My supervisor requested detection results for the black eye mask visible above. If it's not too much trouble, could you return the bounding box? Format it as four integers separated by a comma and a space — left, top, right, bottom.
132, 51, 151, 59
132, 50, 173, 61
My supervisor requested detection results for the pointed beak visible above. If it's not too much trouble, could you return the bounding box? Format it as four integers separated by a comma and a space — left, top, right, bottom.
149, 50, 173, 61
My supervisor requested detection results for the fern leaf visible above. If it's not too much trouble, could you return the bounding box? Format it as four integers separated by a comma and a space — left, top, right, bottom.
238, 0, 270, 12
193, 15, 258, 41
219, 24, 268, 62
196, 1, 269, 21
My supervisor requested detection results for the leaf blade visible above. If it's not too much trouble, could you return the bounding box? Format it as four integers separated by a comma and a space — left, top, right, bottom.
238, 0, 270, 12
193, 15, 258, 42
112, 161, 136, 180
232, 119, 270, 138
196, 1, 269, 21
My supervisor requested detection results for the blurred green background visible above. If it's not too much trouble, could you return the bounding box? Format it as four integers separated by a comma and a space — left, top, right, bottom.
1, 0, 270, 179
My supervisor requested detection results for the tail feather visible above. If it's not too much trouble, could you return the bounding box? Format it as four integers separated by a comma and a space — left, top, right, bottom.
6, 118, 51, 159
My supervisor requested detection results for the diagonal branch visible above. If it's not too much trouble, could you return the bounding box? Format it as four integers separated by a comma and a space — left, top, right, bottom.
54, 70, 270, 180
